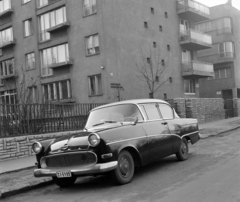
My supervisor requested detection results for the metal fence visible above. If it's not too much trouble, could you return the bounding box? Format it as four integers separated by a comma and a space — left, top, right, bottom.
0, 103, 105, 138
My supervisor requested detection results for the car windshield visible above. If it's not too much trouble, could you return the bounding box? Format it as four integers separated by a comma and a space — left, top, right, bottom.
85, 104, 143, 129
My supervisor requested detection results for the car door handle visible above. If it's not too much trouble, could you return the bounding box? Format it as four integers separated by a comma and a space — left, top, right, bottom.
162, 122, 167, 125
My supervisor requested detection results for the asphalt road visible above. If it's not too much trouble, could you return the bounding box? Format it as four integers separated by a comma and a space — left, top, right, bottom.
2, 129, 240, 202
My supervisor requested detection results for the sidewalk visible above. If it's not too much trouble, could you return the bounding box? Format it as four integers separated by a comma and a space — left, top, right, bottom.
1, 116, 240, 199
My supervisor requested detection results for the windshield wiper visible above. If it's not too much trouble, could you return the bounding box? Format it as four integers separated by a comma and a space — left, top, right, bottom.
92, 121, 118, 127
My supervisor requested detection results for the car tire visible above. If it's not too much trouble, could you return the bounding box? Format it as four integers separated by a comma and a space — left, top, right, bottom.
52, 176, 77, 188
176, 138, 189, 161
111, 150, 135, 185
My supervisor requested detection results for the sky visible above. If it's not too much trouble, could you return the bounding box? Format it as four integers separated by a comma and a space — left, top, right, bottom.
196, 0, 240, 10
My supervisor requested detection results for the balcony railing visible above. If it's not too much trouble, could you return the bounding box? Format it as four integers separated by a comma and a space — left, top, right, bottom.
0, 39, 15, 49
47, 21, 70, 33
180, 29, 212, 50
0, 8, 13, 17
177, 0, 210, 22
197, 52, 234, 64
182, 60, 214, 78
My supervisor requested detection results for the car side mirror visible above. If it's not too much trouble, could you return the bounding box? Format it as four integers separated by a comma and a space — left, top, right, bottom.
132, 117, 138, 125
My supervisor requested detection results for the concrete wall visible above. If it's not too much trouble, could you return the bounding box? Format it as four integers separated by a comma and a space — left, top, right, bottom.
167, 98, 225, 123
0, 130, 80, 162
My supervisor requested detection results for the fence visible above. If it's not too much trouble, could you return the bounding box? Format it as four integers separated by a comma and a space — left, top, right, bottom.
0, 103, 105, 138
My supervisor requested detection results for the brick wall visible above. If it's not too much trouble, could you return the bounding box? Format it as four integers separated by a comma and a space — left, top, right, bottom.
0, 131, 81, 162
167, 98, 225, 123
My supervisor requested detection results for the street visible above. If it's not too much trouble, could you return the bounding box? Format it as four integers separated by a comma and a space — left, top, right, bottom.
2, 129, 240, 202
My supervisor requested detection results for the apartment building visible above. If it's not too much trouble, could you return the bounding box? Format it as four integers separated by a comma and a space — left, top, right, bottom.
197, 0, 240, 100
0, 0, 213, 104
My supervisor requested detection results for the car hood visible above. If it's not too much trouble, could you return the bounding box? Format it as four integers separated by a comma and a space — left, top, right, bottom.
50, 123, 126, 153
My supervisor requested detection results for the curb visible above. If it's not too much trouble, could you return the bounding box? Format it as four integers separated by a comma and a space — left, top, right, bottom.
0, 166, 35, 176
200, 126, 240, 139
0, 178, 54, 199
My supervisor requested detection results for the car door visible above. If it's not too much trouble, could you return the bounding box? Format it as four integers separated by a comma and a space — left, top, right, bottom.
158, 103, 182, 153
139, 103, 172, 162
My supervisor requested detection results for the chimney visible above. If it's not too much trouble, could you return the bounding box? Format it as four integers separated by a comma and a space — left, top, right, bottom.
227, 0, 232, 6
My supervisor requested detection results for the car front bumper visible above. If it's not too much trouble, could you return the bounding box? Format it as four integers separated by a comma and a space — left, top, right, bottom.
34, 161, 118, 177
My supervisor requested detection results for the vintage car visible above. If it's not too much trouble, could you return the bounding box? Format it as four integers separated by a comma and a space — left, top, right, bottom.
32, 99, 200, 187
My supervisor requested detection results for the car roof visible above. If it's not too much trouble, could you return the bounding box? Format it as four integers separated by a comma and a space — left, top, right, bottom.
92, 99, 169, 111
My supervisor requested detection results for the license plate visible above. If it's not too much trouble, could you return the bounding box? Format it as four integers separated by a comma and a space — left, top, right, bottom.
56, 171, 72, 178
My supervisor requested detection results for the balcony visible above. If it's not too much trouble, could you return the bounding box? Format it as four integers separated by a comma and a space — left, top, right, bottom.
0, 39, 15, 49
49, 59, 73, 69
180, 29, 212, 50
181, 60, 214, 78
177, 0, 210, 22
1, 72, 17, 80
47, 22, 70, 33
197, 52, 235, 64
0, 8, 13, 17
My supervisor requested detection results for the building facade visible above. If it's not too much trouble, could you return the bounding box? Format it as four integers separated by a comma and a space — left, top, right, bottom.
0, 0, 213, 104
197, 1, 240, 100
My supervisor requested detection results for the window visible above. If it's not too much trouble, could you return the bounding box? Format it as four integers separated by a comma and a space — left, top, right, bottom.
86, 34, 99, 56
161, 59, 165, 66
38, 0, 48, 8
39, 7, 66, 42
214, 67, 231, 79
23, 19, 32, 37
164, 12, 168, 18
88, 74, 102, 96
144, 21, 148, 28
40, 43, 69, 76
219, 42, 234, 58
151, 7, 154, 14
0, 58, 14, 77
22, 0, 31, 4
83, 0, 97, 16
142, 104, 161, 120
167, 45, 170, 51
26, 52, 35, 70
155, 76, 159, 82
27, 86, 37, 103
0, 27, 13, 47
180, 19, 189, 35
159, 104, 174, 119
184, 79, 195, 94
147, 57, 150, 64
159, 25, 162, 32
0, 0, 11, 13
0, 90, 16, 105
153, 42, 156, 48
42, 80, 71, 102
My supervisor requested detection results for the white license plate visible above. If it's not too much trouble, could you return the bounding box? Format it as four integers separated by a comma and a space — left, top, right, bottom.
56, 171, 72, 178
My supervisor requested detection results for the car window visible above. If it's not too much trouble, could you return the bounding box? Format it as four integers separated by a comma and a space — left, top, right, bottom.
142, 104, 162, 120
85, 104, 143, 128
159, 104, 174, 119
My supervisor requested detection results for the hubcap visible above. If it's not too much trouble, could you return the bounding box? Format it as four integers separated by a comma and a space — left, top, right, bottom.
119, 155, 131, 178
181, 142, 187, 156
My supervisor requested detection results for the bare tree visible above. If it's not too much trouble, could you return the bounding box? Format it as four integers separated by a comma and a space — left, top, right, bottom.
134, 46, 173, 98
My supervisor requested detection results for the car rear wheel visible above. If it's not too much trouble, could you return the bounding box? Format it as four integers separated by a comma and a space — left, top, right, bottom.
52, 176, 77, 188
176, 138, 189, 161
111, 150, 135, 185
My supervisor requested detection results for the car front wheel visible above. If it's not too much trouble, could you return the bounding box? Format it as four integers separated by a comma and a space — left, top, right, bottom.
52, 176, 77, 188
111, 150, 135, 185
176, 138, 189, 161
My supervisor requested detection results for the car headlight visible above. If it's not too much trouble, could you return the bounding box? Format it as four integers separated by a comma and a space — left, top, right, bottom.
32, 142, 43, 154
88, 133, 100, 147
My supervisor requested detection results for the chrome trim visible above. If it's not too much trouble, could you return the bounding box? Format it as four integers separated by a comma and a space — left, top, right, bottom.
182, 131, 199, 138
34, 161, 118, 177
88, 133, 100, 147
101, 153, 113, 159
106, 131, 199, 145
40, 151, 98, 169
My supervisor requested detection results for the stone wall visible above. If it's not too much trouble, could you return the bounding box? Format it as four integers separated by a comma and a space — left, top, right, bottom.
167, 98, 225, 124
233, 99, 240, 117
0, 131, 81, 162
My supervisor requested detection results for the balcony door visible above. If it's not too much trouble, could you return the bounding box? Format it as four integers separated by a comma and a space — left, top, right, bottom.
182, 49, 191, 63
180, 19, 189, 34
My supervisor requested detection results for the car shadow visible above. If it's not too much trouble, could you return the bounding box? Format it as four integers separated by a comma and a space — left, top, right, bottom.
60, 154, 193, 192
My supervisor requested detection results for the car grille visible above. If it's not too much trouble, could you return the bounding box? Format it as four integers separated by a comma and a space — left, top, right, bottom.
44, 152, 97, 168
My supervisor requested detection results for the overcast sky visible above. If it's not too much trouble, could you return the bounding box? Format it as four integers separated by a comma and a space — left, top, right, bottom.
196, 0, 240, 10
